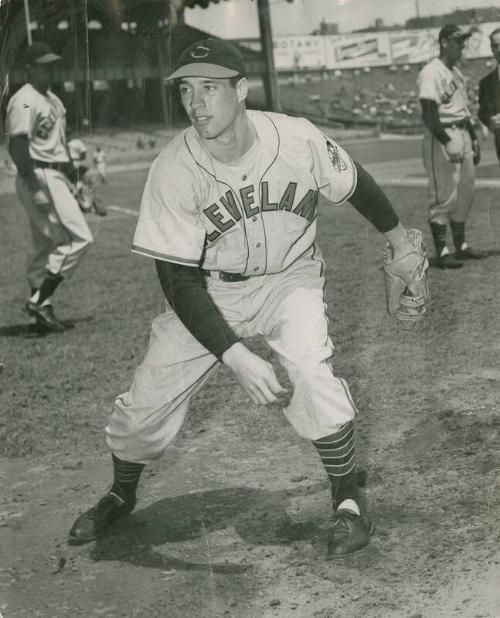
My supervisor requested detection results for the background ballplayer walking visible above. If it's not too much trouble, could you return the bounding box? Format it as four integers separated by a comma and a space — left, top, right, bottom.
6, 43, 94, 332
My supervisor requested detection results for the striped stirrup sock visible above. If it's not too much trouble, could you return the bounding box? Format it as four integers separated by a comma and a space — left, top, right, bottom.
312, 421, 359, 509
110, 453, 145, 502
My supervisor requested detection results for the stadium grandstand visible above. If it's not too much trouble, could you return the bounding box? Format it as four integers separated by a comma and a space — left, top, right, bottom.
0, 1, 497, 138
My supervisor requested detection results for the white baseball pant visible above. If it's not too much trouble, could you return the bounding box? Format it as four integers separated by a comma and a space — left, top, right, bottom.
105, 250, 357, 464
15, 168, 93, 289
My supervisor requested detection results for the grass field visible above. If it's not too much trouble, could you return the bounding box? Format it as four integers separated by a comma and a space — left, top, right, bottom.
1, 142, 500, 617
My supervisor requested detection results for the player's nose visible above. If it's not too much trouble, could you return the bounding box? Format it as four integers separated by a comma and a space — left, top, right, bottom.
191, 89, 207, 109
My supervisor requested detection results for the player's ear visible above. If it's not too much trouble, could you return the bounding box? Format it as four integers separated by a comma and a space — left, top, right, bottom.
236, 77, 248, 103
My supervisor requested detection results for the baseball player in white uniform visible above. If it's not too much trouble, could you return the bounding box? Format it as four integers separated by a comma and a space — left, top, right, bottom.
417, 24, 487, 269
93, 146, 107, 184
69, 39, 424, 557
6, 43, 93, 332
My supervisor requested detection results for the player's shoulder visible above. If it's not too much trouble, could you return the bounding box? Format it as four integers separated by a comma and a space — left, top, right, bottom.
7, 83, 37, 109
154, 129, 192, 163
418, 57, 441, 78
250, 109, 315, 133
249, 110, 321, 148
149, 128, 200, 179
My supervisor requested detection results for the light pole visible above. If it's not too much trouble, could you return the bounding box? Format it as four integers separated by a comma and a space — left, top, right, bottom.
23, 0, 32, 44
157, 18, 169, 129
257, 0, 281, 112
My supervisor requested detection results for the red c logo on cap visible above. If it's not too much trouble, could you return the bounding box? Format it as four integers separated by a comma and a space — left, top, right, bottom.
191, 45, 210, 59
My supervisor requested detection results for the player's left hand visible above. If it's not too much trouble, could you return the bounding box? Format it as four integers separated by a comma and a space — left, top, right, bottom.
472, 140, 481, 166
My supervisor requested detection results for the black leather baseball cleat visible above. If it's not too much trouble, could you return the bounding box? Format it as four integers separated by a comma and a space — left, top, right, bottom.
25, 301, 65, 332
455, 246, 488, 260
68, 493, 135, 545
326, 509, 374, 558
435, 254, 463, 269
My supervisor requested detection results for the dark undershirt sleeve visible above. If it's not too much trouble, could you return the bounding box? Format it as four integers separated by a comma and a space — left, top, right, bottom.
420, 98, 451, 145
465, 119, 477, 142
8, 134, 42, 192
155, 259, 240, 359
348, 161, 399, 233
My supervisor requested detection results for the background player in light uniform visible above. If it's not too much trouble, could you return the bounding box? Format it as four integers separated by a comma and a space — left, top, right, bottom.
417, 24, 487, 270
6, 43, 93, 332
93, 146, 107, 184
69, 39, 424, 557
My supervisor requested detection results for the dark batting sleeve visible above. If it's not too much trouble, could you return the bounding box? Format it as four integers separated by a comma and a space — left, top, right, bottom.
465, 119, 477, 142
155, 259, 240, 359
348, 161, 399, 233
419, 99, 451, 145
8, 134, 42, 192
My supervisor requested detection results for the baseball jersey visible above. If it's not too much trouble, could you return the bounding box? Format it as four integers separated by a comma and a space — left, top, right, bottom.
132, 110, 357, 275
6, 83, 69, 163
417, 58, 470, 123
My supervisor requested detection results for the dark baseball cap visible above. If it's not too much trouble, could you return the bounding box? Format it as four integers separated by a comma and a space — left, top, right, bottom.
167, 38, 247, 80
438, 24, 472, 43
25, 42, 61, 65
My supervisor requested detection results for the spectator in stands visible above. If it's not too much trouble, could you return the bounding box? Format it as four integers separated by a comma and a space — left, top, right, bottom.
478, 27, 500, 164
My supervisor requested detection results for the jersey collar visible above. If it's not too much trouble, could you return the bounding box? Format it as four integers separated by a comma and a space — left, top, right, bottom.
184, 110, 280, 181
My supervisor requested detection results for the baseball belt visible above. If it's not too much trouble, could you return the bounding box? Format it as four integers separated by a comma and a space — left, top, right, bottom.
441, 119, 469, 130
200, 269, 250, 282
33, 160, 68, 172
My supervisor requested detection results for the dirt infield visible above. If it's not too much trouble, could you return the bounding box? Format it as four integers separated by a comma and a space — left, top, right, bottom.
1, 155, 500, 616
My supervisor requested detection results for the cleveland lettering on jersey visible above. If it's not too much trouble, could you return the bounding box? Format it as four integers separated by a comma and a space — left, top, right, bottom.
204, 181, 318, 242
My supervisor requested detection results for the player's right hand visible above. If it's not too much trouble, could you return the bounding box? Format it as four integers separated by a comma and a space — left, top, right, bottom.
32, 189, 51, 208
444, 141, 463, 164
222, 342, 287, 406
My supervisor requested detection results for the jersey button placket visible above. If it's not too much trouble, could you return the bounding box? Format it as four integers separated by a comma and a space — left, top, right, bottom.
246, 212, 266, 275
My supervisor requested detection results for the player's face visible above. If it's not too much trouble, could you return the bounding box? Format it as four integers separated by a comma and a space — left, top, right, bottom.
29, 63, 56, 93
442, 37, 466, 65
491, 33, 500, 63
179, 77, 247, 140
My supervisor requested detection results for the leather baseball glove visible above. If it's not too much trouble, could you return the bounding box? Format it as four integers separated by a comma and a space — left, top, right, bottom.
383, 228, 430, 324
